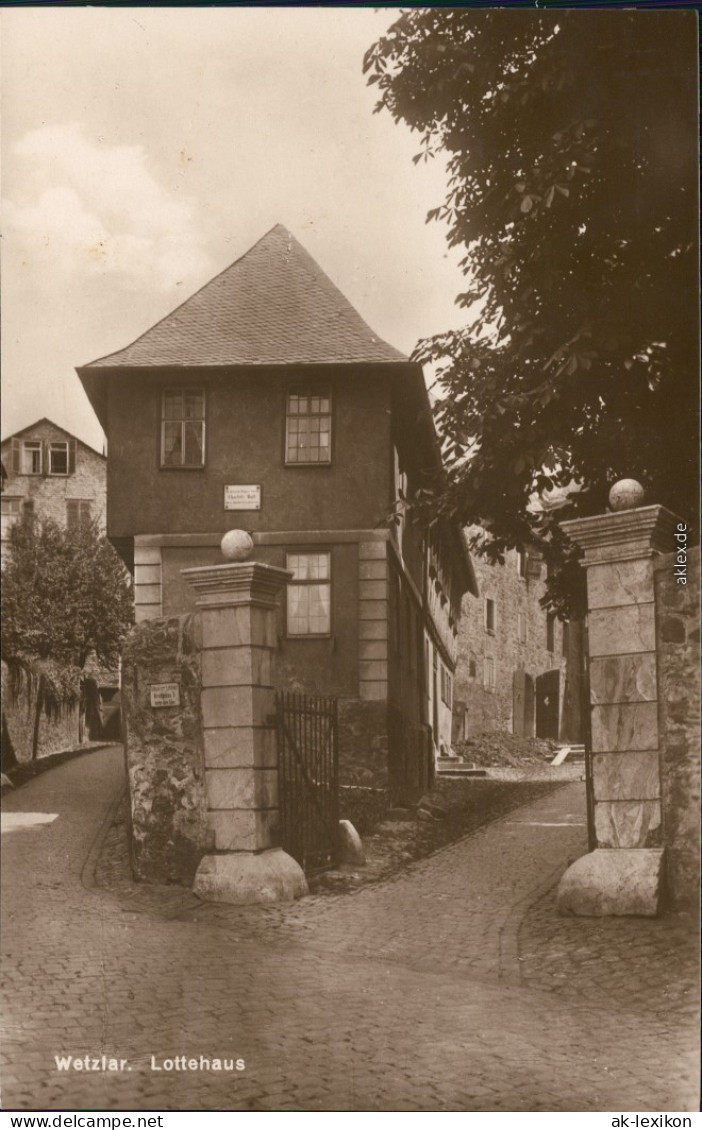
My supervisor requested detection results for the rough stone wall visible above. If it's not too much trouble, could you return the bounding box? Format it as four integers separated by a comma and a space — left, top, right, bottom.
654, 545, 700, 909
1, 422, 106, 550
121, 614, 213, 884
338, 698, 389, 789
455, 541, 579, 740
1, 661, 80, 765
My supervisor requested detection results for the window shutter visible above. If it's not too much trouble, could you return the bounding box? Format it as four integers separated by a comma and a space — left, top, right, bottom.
68, 440, 76, 475
66, 500, 78, 529
42, 440, 49, 476
11, 438, 20, 474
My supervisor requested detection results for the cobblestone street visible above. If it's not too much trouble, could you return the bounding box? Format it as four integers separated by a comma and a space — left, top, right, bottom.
1, 747, 698, 1112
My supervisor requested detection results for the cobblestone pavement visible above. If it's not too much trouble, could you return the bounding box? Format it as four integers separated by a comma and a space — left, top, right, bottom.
1, 748, 698, 1112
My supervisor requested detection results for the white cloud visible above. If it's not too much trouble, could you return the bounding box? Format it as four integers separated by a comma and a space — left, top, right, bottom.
5, 122, 212, 291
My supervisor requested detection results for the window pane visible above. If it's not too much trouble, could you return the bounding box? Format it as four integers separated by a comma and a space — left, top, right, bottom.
183, 421, 204, 465
184, 391, 204, 419
162, 421, 182, 466
22, 443, 41, 474
50, 444, 68, 474
1, 498, 22, 515
163, 391, 182, 419
287, 583, 330, 634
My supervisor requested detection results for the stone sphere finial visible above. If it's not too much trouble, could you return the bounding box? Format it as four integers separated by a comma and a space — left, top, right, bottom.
220, 529, 254, 561
608, 479, 646, 512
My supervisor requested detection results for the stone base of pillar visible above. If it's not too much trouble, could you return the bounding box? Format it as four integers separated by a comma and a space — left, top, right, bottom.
192, 848, 308, 906
557, 848, 665, 917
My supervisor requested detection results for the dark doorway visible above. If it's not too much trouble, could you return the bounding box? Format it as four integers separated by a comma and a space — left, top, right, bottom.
535, 669, 560, 740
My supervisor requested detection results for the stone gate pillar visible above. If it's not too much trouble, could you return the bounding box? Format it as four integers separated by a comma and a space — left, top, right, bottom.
556, 481, 681, 916
182, 532, 307, 905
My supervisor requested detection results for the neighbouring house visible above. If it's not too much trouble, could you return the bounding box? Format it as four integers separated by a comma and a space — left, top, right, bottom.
1, 418, 106, 558
77, 224, 477, 799
453, 535, 584, 745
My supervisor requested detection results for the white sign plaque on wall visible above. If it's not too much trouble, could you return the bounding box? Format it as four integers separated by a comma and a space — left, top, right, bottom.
224, 484, 261, 511
149, 683, 181, 708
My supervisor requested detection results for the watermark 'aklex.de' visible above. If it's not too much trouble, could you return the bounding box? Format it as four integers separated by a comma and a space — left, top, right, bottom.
674, 522, 688, 584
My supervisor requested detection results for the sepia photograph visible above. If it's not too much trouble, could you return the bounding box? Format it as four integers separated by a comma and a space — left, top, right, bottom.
1, 3, 699, 1118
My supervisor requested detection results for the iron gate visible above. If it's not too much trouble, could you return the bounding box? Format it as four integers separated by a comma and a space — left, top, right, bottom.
276, 691, 339, 873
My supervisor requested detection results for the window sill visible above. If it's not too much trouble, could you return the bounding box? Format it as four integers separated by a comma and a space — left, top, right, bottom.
159, 464, 206, 471
286, 634, 333, 641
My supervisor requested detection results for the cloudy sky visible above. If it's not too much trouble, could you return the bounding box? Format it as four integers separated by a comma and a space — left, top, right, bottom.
1, 7, 469, 452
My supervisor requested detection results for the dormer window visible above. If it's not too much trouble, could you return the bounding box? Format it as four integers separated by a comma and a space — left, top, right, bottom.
285, 388, 331, 465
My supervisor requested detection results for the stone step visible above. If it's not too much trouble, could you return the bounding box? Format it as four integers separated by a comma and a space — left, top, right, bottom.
436, 763, 488, 777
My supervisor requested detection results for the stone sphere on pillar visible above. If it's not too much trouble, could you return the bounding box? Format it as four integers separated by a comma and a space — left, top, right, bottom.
220, 529, 254, 561
608, 479, 646, 512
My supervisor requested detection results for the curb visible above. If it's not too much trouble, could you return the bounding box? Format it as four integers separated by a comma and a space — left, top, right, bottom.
81, 782, 128, 891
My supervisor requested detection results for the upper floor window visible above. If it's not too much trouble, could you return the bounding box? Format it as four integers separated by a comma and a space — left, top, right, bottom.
485, 597, 496, 635
285, 389, 331, 465
286, 552, 331, 636
161, 389, 205, 468
22, 441, 42, 475
67, 500, 92, 529
49, 442, 69, 476
516, 549, 528, 579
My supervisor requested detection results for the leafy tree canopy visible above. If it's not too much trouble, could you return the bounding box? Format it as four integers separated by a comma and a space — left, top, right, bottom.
2, 517, 134, 669
365, 8, 699, 615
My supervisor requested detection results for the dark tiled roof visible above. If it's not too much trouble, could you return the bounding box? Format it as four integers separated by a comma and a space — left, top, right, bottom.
84, 225, 407, 368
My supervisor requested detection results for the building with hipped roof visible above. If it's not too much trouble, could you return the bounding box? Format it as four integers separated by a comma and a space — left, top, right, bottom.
78, 224, 477, 798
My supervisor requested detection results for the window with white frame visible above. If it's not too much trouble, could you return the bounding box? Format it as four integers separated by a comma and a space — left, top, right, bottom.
285, 389, 331, 464
485, 597, 496, 635
161, 389, 205, 467
484, 656, 496, 690
21, 441, 42, 475
49, 442, 69, 476
286, 552, 331, 636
